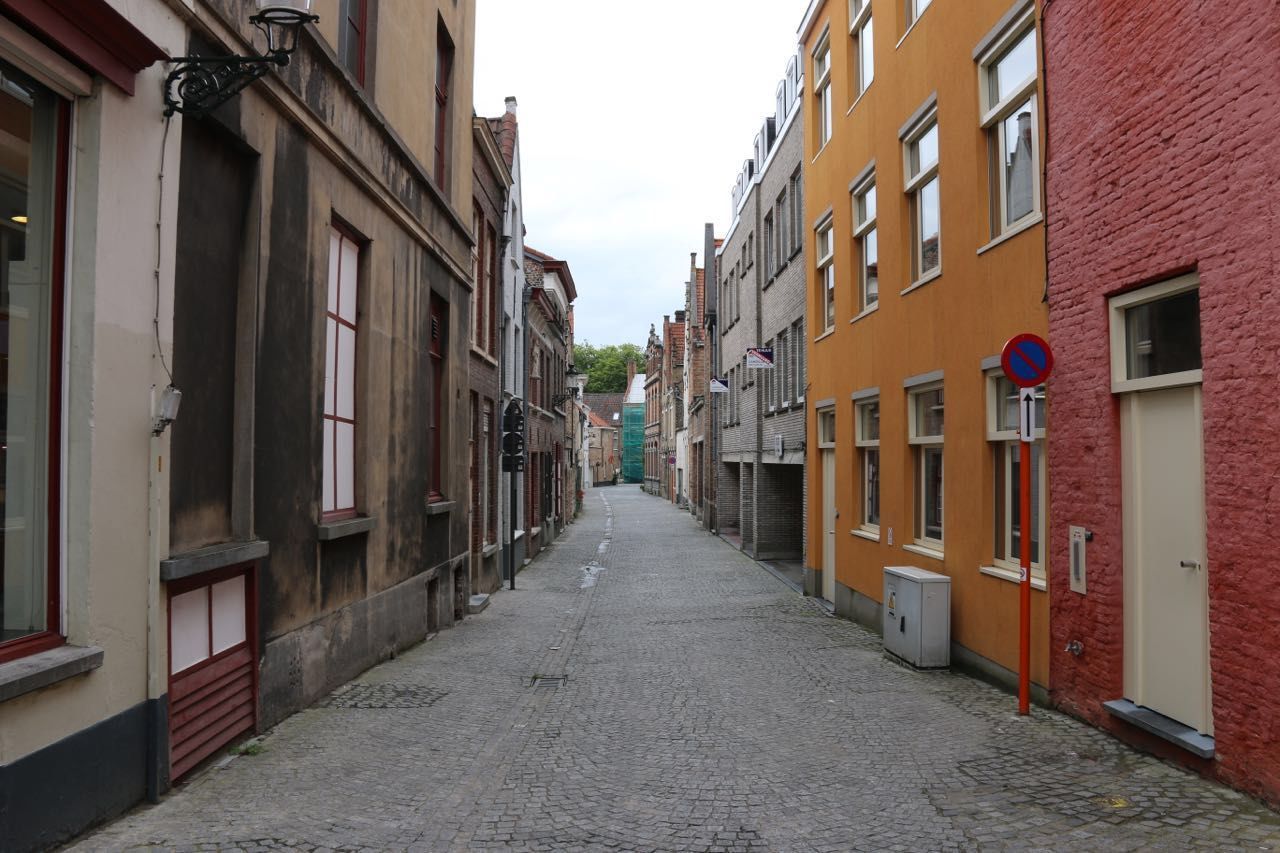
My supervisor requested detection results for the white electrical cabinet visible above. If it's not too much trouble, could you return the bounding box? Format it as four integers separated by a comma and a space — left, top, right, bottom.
883, 566, 951, 668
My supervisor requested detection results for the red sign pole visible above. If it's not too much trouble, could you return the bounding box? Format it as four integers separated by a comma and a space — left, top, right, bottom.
1019, 436, 1031, 716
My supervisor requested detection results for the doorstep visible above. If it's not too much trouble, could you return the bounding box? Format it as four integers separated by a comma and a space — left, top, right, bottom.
1103, 699, 1216, 759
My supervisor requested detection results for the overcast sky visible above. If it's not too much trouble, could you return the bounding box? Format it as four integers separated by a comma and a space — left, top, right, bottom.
474, 1, 808, 348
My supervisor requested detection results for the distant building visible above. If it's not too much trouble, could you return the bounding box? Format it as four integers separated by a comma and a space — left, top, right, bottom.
622, 363, 646, 484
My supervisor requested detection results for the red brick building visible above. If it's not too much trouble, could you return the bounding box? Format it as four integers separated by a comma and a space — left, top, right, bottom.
1044, 0, 1280, 805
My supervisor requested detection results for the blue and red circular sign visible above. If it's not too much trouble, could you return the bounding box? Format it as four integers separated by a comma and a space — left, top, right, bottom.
1000, 333, 1054, 388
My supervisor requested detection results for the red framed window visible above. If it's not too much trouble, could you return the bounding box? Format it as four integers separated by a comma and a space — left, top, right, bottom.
338, 0, 368, 85
471, 205, 485, 348
434, 19, 455, 189
486, 222, 499, 355
323, 226, 360, 521
428, 292, 447, 501
0, 65, 70, 664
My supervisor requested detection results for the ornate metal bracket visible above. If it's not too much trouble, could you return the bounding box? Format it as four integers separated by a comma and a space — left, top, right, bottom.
164, 53, 283, 116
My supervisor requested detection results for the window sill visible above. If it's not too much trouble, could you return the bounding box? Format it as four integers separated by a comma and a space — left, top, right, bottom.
845, 84, 871, 117
903, 543, 944, 562
895, 10, 930, 50
976, 213, 1043, 256
469, 346, 500, 367
901, 269, 942, 296
980, 564, 1047, 592
0, 644, 103, 704
482, 542, 499, 558
318, 515, 377, 540
161, 540, 270, 583
813, 328, 836, 345
530, 526, 542, 537
851, 527, 880, 543
849, 303, 879, 325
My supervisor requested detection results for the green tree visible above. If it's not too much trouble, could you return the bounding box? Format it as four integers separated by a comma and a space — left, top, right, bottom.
575, 341, 645, 393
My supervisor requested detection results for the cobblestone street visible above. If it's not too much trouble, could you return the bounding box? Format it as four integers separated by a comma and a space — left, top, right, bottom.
72, 487, 1280, 852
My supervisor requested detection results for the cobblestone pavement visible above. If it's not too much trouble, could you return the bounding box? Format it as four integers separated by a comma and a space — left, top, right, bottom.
72, 486, 1280, 852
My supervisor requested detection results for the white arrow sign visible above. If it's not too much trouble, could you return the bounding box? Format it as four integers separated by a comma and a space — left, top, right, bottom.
1019, 386, 1036, 443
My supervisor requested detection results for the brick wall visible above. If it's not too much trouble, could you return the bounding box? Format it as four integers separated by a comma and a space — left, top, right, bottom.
1045, 0, 1280, 805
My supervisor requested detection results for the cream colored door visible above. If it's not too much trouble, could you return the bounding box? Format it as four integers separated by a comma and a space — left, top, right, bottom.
822, 449, 836, 601
1122, 384, 1212, 733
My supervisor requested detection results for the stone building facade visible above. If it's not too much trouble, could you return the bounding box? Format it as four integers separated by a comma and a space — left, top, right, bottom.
643, 323, 664, 496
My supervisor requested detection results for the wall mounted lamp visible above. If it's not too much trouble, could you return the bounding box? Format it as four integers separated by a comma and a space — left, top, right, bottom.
153, 384, 183, 436
164, 1, 318, 117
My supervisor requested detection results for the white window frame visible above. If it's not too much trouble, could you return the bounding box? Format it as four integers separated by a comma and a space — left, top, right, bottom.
849, 0, 874, 100
906, 0, 933, 30
978, 11, 1040, 237
855, 398, 880, 535
902, 106, 940, 286
764, 210, 775, 277
777, 329, 790, 407
851, 169, 878, 314
908, 382, 944, 550
985, 371, 1046, 581
816, 215, 835, 333
793, 317, 806, 402
1108, 272, 1203, 394
765, 337, 776, 412
812, 28, 833, 151
817, 407, 836, 449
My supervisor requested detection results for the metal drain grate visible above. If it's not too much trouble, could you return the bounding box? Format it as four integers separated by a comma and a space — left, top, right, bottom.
319, 683, 449, 709
529, 675, 566, 688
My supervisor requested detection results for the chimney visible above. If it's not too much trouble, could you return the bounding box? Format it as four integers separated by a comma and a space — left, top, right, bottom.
627, 359, 636, 392
505, 96, 518, 115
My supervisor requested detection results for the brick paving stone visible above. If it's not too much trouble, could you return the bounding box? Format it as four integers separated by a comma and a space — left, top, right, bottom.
67, 486, 1280, 852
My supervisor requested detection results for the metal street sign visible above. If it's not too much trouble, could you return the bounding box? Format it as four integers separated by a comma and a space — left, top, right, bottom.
710, 377, 729, 393
745, 347, 774, 369
1000, 333, 1053, 388
1019, 387, 1036, 443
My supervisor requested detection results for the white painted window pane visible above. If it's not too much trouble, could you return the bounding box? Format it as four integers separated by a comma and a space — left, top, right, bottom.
860, 17, 874, 92
1003, 100, 1035, 225
863, 229, 879, 306
993, 29, 1036, 104
336, 421, 355, 509
170, 587, 210, 674
327, 230, 340, 315
325, 318, 336, 416
338, 238, 358, 322
919, 177, 940, 274
336, 325, 356, 420
323, 419, 335, 512
211, 575, 247, 655
913, 124, 938, 176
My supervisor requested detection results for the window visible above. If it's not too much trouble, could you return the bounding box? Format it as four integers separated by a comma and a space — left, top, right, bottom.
776, 190, 789, 261
813, 30, 833, 150
1108, 273, 1202, 393
777, 330, 789, 406
792, 317, 806, 401
988, 373, 1046, 577
979, 16, 1039, 236
908, 384, 944, 548
816, 218, 835, 332
764, 211, 775, 276
324, 227, 360, 521
0, 63, 69, 662
433, 19, 455, 190
764, 338, 776, 411
338, 0, 368, 84
790, 169, 804, 252
906, 0, 933, 29
852, 171, 878, 312
428, 293, 447, 501
903, 107, 940, 282
817, 408, 836, 448
850, 0, 874, 100
471, 205, 484, 347
855, 399, 880, 531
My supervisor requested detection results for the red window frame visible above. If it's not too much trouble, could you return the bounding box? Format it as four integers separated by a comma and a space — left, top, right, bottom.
433, 19, 455, 189
472, 205, 485, 347
0, 98, 71, 665
428, 292, 446, 502
322, 224, 361, 522
486, 222, 499, 355
340, 0, 368, 85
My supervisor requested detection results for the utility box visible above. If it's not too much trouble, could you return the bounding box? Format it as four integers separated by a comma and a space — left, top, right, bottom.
883, 566, 951, 668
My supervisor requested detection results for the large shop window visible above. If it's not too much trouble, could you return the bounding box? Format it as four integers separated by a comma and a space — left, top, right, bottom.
0, 63, 68, 663
323, 226, 360, 521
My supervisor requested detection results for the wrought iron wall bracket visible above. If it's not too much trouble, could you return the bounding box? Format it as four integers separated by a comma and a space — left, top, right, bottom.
164, 53, 284, 117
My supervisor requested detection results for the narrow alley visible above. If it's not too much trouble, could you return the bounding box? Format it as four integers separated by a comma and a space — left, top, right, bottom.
74, 488, 1280, 852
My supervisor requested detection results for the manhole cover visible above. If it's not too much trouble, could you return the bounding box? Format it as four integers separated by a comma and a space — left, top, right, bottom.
530, 675, 566, 688
319, 683, 448, 709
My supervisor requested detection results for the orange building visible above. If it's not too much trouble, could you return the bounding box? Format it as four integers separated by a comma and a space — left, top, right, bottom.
799, 0, 1050, 691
